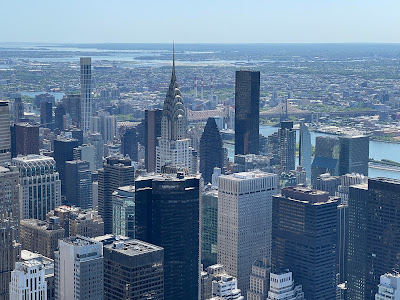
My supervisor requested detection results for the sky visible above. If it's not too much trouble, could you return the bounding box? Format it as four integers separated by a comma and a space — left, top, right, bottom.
1, 0, 399, 44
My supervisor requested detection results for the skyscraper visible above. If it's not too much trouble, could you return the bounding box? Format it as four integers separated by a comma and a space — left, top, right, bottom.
87, 133, 104, 170
55, 236, 103, 300
80, 57, 92, 133
338, 135, 369, 176
65, 160, 92, 209
98, 156, 135, 234
13, 155, 61, 220
311, 136, 340, 186
272, 186, 338, 300
135, 173, 201, 300
375, 273, 400, 300
218, 171, 278, 295
103, 239, 164, 300
40, 100, 53, 127
201, 187, 218, 268
13, 96, 23, 123
0, 102, 11, 166
234, 70, 260, 155
268, 121, 296, 173
200, 117, 224, 184
247, 257, 271, 300
156, 50, 192, 173
121, 127, 138, 162
54, 103, 66, 131
112, 186, 135, 239
15, 123, 40, 156
267, 270, 305, 300
73, 144, 96, 171
145, 109, 162, 172
0, 166, 19, 235
299, 122, 311, 181
62, 94, 80, 128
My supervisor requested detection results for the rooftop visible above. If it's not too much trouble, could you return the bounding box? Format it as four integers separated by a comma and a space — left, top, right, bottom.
222, 171, 275, 181
63, 236, 99, 247
104, 239, 163, 256
281, 186, 337, 204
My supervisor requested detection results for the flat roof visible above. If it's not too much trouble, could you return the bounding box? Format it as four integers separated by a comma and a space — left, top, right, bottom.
105, 239, 163, 256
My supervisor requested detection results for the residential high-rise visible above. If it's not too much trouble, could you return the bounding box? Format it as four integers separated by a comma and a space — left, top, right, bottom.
15, 123, 40, 156
338, 135, 369, 176
62, 94, 80, 128
103, 239, 164, 300
55, 236, 103, 300
0, 166, 19, 235
54, 103, 66, 131
53, 138, 79, 196
201, 186, 218, 268
121, 127, 138, 162
247, 257, 271, 300
112, 186, 135, 239
80, 57, 92, 133
20, 218, 65, 260
268, 121, 296, 173
98, 156, 135, 234
299, 123, 311, 181
135, 173, 201, 300
91, 111, 117, 143
156, 50, 193, 173
145, 109, 162, 172
13, 96, 23, 123
40, 100, 53, 127
87, 133, 104, 170
272, 186, 338, 300
0, 102, 11, 166
13, 155, 61, 220
200, 117, 224, 184
267, 270, 305, 300
218, 171, 278, 295
235, 70, 260, 155
347, 183, 369, 300
9, 260, 48, 300
375, 273, 400, 300
65, 160, 92, 209
0, 217, 21, 300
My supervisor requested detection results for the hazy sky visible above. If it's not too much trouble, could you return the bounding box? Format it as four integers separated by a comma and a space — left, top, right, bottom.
2, 0, 399, 43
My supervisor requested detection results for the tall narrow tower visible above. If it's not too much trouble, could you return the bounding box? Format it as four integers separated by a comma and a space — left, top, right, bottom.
0, 102, 11, 167
80, 57, 92, 133
194, 76, 198, 98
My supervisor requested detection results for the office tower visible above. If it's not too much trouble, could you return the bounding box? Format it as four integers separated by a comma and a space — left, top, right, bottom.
80, 57, 92, 133
0, 166, 19, 234
338, 135, 369, 176
200, 117, 224, 184
272, 186, 338, 300
135, 173, 201, 300
53, 138, 79, 196
156, 52, 192, 173
13, 96, 23, 123
20, 218, 64, 260
103, 239, 164, 300
112, 186, 135, 239
98, 156, 135, 234
61, 94, 81, 127
201, 186, 218, 268
268, 121, 296, 173
234, 70, 260, 155
267, 270, 305, 300
65, 127, 83, 146
55, 236, 103, 300
9, 260, 48, 300
15, 123, 40, 156
337, 201, 348, 288
40, 100, 53, 126
0, 217, 21, 300
0, 102, 11, 166
121, 127, 138, 161
315, 173, 341, 196
234, 154, 271, 173
311, 136, 340, 185
54, 103, 66, 131
375, 273, 400, 300
201, 264, 227, 300
247, 258, 271, 300
218, 171, 278, 295
21, 250, 55, 300
73, 144, 96, 171
65, 160, 92, 208
13, 155, 61, 220
347, 183, 369, 300
145, 109, 162, 172
211, 274, 244, 300
299, 123, 311, 181
336, 173, 368, 204
35, 93, 55, 108
87, 133, 104, 170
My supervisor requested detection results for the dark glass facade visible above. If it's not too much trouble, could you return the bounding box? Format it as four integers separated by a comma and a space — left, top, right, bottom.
121, 127, 138, 162
135, 174, 200, 300
144, 109, 162, 172
40, 100, 52, 127
65, 160, 92, 209
235, 70, 260, 155
199, 117, 224, 184
201, 189, 218, 268
338, 135, 369, 177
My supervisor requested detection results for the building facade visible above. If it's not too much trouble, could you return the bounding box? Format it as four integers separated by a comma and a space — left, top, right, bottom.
299, 123, 311, 182
201, 187, 218, 268
112, 186, 135, 239
247, 258, 271, 300
145, 109, 162, 172
65, 160, 92, 209
0, 102, 11, 166
15, 123, 40, 156
80, 57, 92, 133
375, 273, 400, 300
267, 270, 304, 300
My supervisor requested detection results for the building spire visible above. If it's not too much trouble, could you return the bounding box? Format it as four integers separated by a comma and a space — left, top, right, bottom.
172, 41, 176, 76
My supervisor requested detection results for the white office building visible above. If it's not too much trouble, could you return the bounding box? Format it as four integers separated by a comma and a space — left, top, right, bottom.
217, 171, 277, 296
211, 274, 244, 300
267, 270, 304, 300
80, 57, 92, 133
12, 155, 61, 220
375, 273, 400, 300
9, 260, 47, 300
55, 236, 103, 300
73, 144, 96, 172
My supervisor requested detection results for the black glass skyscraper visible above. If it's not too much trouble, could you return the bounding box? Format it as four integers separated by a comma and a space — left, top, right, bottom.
135, 173, 200, 300
235, 70, 260, 155
40, 100, 52, 127
121, 127, 138, 162
144, 109, 162, 172
338, 135, 369, 177
65, 160, 92, 209
200, 117, 224, 184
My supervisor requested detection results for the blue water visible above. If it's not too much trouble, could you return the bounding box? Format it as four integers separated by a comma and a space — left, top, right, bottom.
20, 91, 65, 101
226, 125, 400, 180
